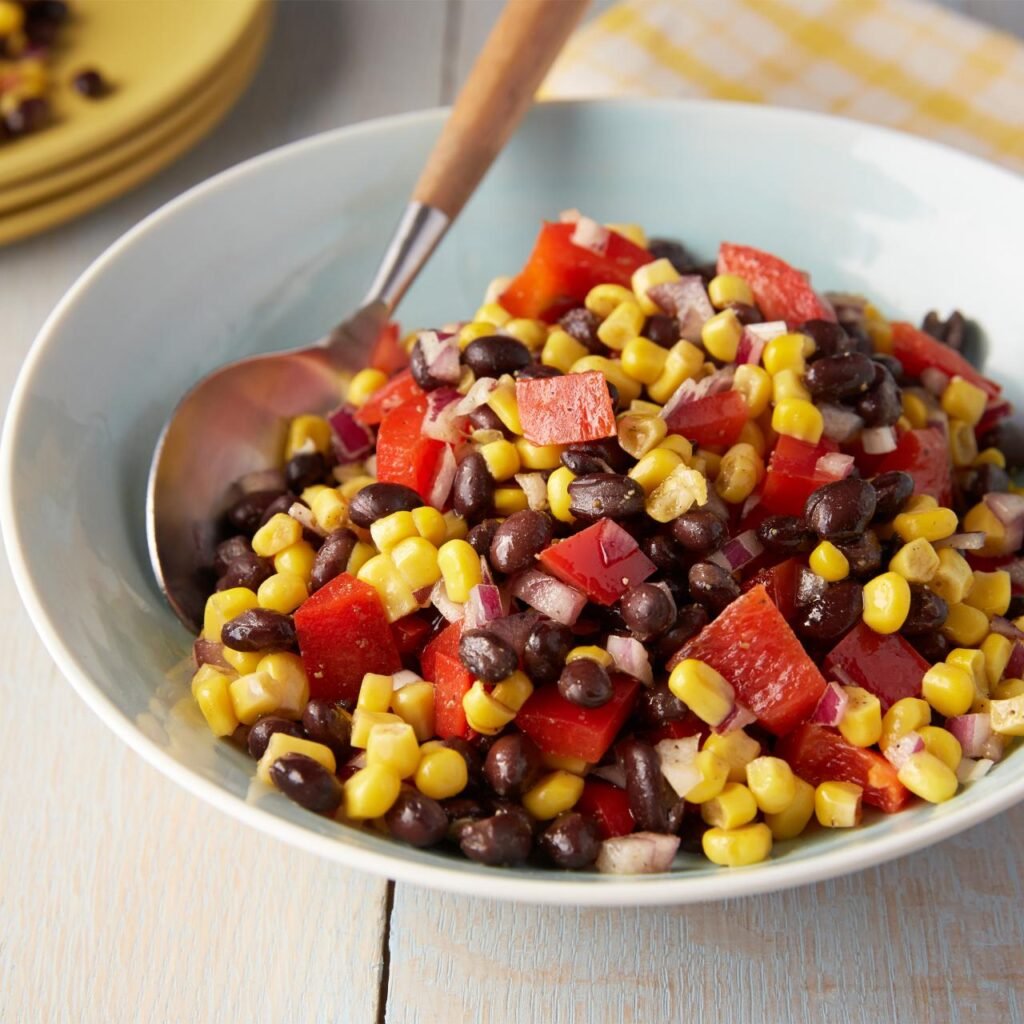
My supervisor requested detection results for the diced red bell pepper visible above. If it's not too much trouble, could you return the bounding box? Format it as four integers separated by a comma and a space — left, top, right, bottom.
823, 621, 928, 711
890, 321, 1000, 400
663, 390, 749, 448
391, 613, 433, 656
642, 711, 709, 747
760, 435, 841, 516
575, 779, 635, 839
975, 398, 1013, 440
717, 242, 836, 326
500, 221, 653, 322
375, 399, 447, 503
776, 723, 910, 813
368, 322, 409, 377
295, 573, 401, 703
537, 519, 657, 606
355, 369, 424, 426
676, 584, 827, 736
875, 427, 953, 507
420, 621, 474, 740
743, 557, 803, 623
420, 619, 463, 680
515, 370, 617, 446
516, 675, 641, 763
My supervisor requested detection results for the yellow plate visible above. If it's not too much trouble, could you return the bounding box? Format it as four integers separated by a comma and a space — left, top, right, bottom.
0, 4, 269, 216
0, 0, 266, 189
0, 8, 268, 246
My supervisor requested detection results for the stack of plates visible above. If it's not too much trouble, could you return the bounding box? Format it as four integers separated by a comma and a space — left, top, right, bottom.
0, 0, 268, 245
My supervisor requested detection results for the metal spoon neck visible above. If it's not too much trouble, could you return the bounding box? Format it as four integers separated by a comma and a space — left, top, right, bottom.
364, 200, 451, 310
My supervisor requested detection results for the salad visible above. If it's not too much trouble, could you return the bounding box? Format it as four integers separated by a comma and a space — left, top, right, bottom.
188, 213, 1024, 874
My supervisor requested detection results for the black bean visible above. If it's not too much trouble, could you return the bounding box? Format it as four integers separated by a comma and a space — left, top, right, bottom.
801, 320, 859, 360
489, 510, 553, 574
645, 314, 680, 348
221, 608, 296, 652
805, 478, 877, 541
285, 451, 327, 491
463, 336, 532, 378
605, 380, 622, 413
269, 754, 343, 813
836, 531, 883, 577
559, 307, 603, 352
757, 515, 817, 554
217, 551, 274, 591
247, 717, 305, 760
452, 452, 494, 520
872, 354, 904, 380
516, 364, 562, 381
386, 788, 449, 847
635, 684, 687, 727
657, 605, 709, 663
409, 338, 448, 391
962, 463, 1010, 504
558, 659, 614, 708
568, 473, 645, 520
214, 535, 252, 574
922, 310, 967, 352
796, 580, 863, 642
1007, 594, 1024, 620
257, 493, 296, 528
642, 533, 686, 574
563, 438, 632, 474
980, 418, 1024, 471
309, 528, 357, 592
688, 562, 740, 617
618, 740, 666, 833
856, 364, 902, 427
348, 482, 422, 528
620, 583, 675, 638
539, 813, 602, 869
226, 489, 286, 534
459, 813, 532, 865
484, 734, 542, 798
902, 585, 949, 635
871, 471, 915, 523
647, 237, 698, 274
724, 301, 763, 326
302, 699, 352, 755
671, 510, 726, 554
468, 404, 509, 436
804, 353, 876, 401
523, 621, 574, 684
560, 450, 612, 475
466, 518, 501, 557
459, 629, 519, 683
442, 796, 491, 840
909, 631, 951, 663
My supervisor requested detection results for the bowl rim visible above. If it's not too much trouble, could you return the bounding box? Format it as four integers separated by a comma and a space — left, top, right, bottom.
4, 97, 1024, 906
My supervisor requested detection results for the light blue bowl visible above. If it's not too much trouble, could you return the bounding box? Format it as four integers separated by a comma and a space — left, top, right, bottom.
3, 100, 1023, 904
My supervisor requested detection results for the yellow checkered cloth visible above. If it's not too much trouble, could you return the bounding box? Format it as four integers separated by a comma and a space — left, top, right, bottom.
542, 0, 1024, 171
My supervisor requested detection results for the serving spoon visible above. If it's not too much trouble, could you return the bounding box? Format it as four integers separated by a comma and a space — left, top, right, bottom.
148, 0, 589, 630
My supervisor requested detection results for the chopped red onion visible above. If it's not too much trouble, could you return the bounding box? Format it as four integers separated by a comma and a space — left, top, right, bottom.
648, 276, 714, 343
328, 404, 375, 463
861, 425, 898, 454
590, 763, 627, 789
921, 367, 950, 396
883, 731, 925, 769
596, 833, 680, 875
934, 532, 986, 551
811, 681, 849, 727
288, 501, 327, 537
391, 669, 423, 691
815, 452, 856, 479
660, 367, 735, 422
418, 330, 461, 384
345, 750, 368, 770
983, 493, 1024, 552
487, 611, 540, 655
946, 714, 993, 758
514, 472, 549, 511
456, 376, 498, 414
464, 584, 504, 630
980, 734, 1006, 762
238, 468, 286, 494
511, 569, 587, 626
989, 616, 1024, 641
819, 404, 865, 444
956, 757, 995, 783
478, 554, 496, 589
735, 321, 786, 365
1008, 641, 1024, 679
193, 637, 230, 670
708, 530, 764, 574
606, 634, 654, 686
654, 736, 700, 797
421, 388, 466, 443
713, 702, 757, 735
1007, 559, 1024, 589
570, 215, 610, 255
427, 445, 457, 510
430, 579, 464, 623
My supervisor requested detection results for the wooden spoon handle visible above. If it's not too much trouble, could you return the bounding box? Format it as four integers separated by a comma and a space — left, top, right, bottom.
412, 0, 590, 219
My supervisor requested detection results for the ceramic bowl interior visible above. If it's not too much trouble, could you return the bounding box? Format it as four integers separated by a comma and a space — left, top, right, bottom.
4, 100, 1023, 905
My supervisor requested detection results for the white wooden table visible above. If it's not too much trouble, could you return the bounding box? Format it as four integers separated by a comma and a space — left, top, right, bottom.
3, 2, 1023, 1021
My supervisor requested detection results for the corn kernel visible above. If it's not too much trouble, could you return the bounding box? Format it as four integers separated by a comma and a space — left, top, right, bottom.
309, 488, 346, 533
994, 678, 1024, 700
257, 571, 308, 614
258, 733, 336, 784
980, 632, 1012, 689
892, 507, 957, 543
966, 570, 1011, 618
479, 439, 521, 481
838, 685, 883, 747
941, 377, 987, 427
252, 512, 303, 558
415, 747, 469, 800
897, 750, 958, 802
487, 384, 523, 436
617, 412, 667, 459
763, 333, 807, 375
701, 782, 758, 829
629, 447, 683, 496
366, 721, 421, 778
904, 494, 939, 513
646, 341, 704, 405
947, 647, 987, 693
347, 541, 376, 575
344, 764, 402, 818
679, 750, 728, 803
990, 694, 1024, 735
222, 647, 263, 675
697, 448, 722, 479
621, 337, 670, 385
646, 464, 708, 523
441, 511, 467, 542
585, 283, 634, 318
730, 364, 773, 418
258, 652, 309, 715
607, 222, 647, 247
0, 1, 26, 34
274, 540, 317, 582
191, 663, 233, 700
632, 258, 681, 314
930, 548, 974, 604
370, 510, 418, 553
458, 320, 498, 349
474, 301, 511, 327
715, 443, 764, 505
202, 587, 258, 641
570, 355, 642, 406
949, 419, 979, 468
887, 537, 939, 585
657, 435, 694, 460
918, 725, 962, 772
347, 368, 388, 408
286, 414, 332, 457
351, 709, 404, 748
493, 487, 529, 515
708, 273, 753, 309
902, 391, 930, 429
764, 777, 816, 841
566, 646, 614, 669
702, 823, 773, 867
515, 438, 564, 471
390, 680, 435, 741
810, 540, 850, 582
409, 506, 446, 546
541, 752, 590, 774
815, 781, 862, 827
942, 602, 990, 648
546, 466, 576, 523
975, 447, 1007, 469
541, 328, 589, 373
701, 309, 743, 362
194, 670, 238, 737
357, 554, 419, 623
462, 681, 516, 735
745, 757, 797, 815
703, 730, 761, 783
339, 475, 376, 501
522, 770, 585, 820
436, 539, 481, 603
490, 671, 534, 712
358, 672, 394, 713
390, 535, 441, 591
864, 303, 893, 352
862, 571, 911, 634
962, 500, 1013, 557
503, 318, 546, 351
772, 367, 811, 405
880, 697, 931, 750
772, 398, 824, 444
301, 484, 329, 506
596, 299, 644, 351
